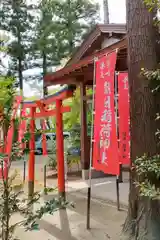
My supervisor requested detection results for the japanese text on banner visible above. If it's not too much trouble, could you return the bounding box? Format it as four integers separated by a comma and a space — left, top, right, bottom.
93, 52, 119, 175
118, 72, 130, 165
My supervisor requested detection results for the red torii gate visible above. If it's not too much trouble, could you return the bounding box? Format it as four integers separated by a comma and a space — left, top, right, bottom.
23, 87, 73, 199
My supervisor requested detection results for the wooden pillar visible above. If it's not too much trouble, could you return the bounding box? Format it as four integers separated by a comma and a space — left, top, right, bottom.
28, 107, 35, 198
80, 82, 89, 179
56, 99, 65, 199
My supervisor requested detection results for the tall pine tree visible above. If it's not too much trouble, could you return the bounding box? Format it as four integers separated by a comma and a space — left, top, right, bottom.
0, 0, 35, 93
32, 0, 65, 96
32, 0, 99, 95
51, 0, 99, 57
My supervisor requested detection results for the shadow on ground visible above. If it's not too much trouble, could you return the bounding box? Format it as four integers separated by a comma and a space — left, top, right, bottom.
39, 192, 126, 240
40, 209, 79, 240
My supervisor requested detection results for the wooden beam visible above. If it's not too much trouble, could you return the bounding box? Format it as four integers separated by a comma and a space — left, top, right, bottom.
25, 106, 71, 118
23, 90, 73, 108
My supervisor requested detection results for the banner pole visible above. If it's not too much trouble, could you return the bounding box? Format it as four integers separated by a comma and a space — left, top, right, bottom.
44, 164, 47, 195
116, 71, 123, 183
23, 159, 26, 183
116, 176, 120, 210
86, 57, 97, 230
115, 71, 120, 211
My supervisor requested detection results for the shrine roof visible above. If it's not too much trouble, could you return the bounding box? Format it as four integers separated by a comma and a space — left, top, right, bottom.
44, 38, 127, 87
67, 23, 126, 65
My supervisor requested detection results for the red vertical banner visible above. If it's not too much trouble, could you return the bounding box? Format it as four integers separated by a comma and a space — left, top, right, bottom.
118, 72, 130, 164
93, 51, 119, 175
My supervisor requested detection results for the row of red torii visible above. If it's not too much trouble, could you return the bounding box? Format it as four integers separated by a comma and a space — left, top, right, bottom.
1, 86, 73, 198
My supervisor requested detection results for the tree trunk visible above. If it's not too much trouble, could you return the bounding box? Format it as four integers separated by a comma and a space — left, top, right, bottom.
103, 0, 109, 24
122, 1, 160, 239
67, 0, 74, 55
42, 50, 48, 97
17, 31, 23, 94
18, 57, 23, 93
42, 50, 50, 129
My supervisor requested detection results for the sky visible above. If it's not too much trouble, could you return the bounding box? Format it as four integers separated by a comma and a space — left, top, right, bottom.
24, 0, 126, 97
98, 0, 126, 23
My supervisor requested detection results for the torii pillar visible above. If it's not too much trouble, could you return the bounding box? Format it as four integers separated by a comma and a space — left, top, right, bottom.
56, 99, 65, 199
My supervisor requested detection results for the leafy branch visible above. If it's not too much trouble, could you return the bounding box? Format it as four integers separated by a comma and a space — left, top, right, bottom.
135, 154, 160, 199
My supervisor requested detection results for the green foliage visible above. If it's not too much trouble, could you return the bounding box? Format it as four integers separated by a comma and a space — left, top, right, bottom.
48, 154, 80, 171
0, 0, 36, 89
48, 155, 57, 169
134, 155, 160, 199
142, 68, 160, 141
69, 124, 81, 149
144, 0, 160, 11
1, 0, 99, 93
0, 76, 16, 134
0, 77, 15, 108
48, 138, 71, 169
30, 0, 62, 82
144, 0, 160, 25
63, 89, 81, 129
29, 0, 99, 84
137, 48, 160, 199
63, 87, 92, 130
47, 139, 57, 170
49, 0, 99, 57
13, 118, 19, 143
22, 197, 71, 231
142, 68, 160, 91
62, 87, 92, 159
0, 165, 69, 239
47, 136, 81, 171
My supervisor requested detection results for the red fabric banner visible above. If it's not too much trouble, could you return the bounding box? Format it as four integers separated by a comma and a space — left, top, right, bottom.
118, 72, 130, 164
93, 52, 119, 175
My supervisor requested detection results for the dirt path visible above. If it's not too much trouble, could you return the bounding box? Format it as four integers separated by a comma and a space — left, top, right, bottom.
36, 192, 126, 240
15, 192, 126, 240
11, 157, 127, 239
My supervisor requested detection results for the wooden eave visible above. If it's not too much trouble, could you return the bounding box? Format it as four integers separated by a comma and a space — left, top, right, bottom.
44, 38, 127, 87
67, 23, 126, 65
